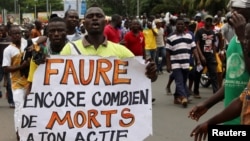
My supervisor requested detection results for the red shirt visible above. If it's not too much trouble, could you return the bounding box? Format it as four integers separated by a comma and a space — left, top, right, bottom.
124, 31, 145, 56
197, 21, 205, 30
104, 24, 121, 43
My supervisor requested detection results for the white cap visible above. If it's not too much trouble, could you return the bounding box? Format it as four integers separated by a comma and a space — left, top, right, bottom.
154, 19, 162, 23
228, 0, 250, 8
195, 13, 202, 17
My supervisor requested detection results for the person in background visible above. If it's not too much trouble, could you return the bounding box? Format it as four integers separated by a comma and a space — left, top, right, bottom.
143, 21, 158, 62
43, 14, 58, 36
22, 24, 33, 40
30, 20, 42, 38
0, 24, 15, 108
2, 25, 30, 141
215, 10, 224, 26
184, 17, 196, 96
193, 15, 219, 99
165, 18, 196, 96
104, 14, 122, 43
194, 13, 204, 33
189, 0, 250, 126
124, 19, 145, 58
64, 9, 82, 41
155, 19, 166, 75
213, 15, 225, 89
165, 17, 177, 95
123, 18, 156, 102
166, 17, 201, 108
221, 12, 235, 51
121, 19, 130, 42
166, 17, 176, 36
27, 17, 68, 95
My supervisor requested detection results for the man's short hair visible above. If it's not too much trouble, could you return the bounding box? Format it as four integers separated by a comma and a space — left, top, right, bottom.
64, 9, 78, 18
111, 14, 121, 22
50, 14, 58, 19
85, 4, 105, 17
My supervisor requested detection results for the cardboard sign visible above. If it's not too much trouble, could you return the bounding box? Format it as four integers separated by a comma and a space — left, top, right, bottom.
19, 55, 152, 141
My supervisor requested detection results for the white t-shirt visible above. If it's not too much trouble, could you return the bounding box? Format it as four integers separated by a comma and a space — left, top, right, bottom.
156, 27, 165, 47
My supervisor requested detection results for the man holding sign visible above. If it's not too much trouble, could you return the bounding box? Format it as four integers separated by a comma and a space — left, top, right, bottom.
19, 4, 157, 141
60, 4, 157, 82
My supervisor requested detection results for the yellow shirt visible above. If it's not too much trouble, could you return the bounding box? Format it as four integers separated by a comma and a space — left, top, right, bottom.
27, 59, 38, 82
60, 36, 134, 59
28, 36, 135, 82
143, 28, 157, 50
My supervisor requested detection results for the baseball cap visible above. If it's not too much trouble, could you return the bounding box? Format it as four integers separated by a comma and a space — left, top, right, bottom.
195, 13, 202, 17
204, 15, 213, 20
154, 19, 162, 23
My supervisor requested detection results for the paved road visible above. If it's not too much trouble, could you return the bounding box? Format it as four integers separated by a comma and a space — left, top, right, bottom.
0, 72, 223, 141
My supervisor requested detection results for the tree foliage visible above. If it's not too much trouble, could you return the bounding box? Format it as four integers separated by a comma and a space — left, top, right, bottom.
0, 0, 230, 18
182, 0, 230, 15
0, 0, 63, 14
86, 0, 229, 18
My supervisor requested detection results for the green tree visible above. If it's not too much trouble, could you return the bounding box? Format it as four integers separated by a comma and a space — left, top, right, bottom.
0, 0, 15, 13
152, 0, 184, 15
0, 0, 63, 14
86, 0, 126, 16
182, 0, 230, 16
19, 0, 63, 13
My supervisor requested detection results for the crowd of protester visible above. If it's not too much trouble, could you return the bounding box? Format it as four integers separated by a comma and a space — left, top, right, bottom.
1, 0, 250, 140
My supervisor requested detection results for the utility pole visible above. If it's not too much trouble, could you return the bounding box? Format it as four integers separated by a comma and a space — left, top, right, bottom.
34, 0, 37, 19
76, 0, 79, 12
18, 2, 20, 24
137, 0, 139, 18
46, 0, 49, 17
14, 0, 16, 14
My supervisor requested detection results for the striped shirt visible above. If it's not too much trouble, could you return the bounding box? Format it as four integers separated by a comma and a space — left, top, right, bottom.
166, 32, 196, 70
